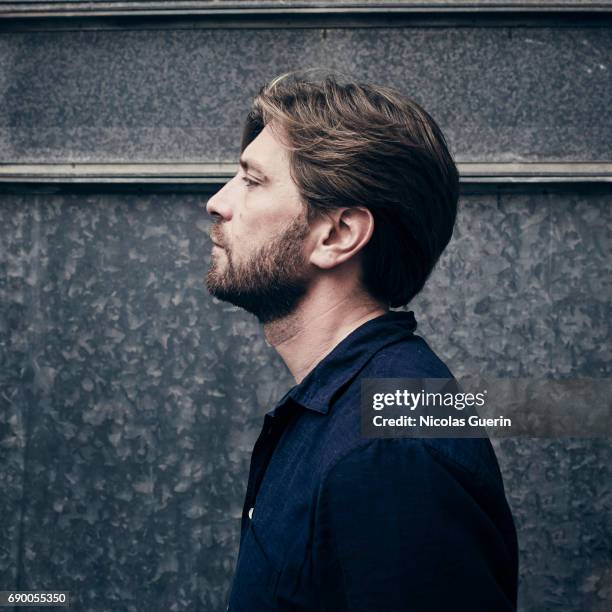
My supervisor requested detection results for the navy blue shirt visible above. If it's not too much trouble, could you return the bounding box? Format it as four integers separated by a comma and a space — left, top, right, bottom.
226, 310, 518, 611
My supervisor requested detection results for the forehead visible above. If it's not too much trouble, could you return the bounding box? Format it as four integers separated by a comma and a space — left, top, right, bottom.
241, 123, 291, 178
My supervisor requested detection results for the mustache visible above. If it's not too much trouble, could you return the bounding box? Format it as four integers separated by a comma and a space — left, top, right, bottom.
209, 226, 225, 248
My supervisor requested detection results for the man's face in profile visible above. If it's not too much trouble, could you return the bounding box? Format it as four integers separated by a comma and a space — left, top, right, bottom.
205, 124, 313, 323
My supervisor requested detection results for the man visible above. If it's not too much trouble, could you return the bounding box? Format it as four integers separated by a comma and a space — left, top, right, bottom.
205, 72, 518, 611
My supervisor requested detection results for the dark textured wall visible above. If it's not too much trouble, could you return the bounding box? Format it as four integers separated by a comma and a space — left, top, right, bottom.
1, 189, 610, 611
1, 25, 610, 163
1, 5, 612, 611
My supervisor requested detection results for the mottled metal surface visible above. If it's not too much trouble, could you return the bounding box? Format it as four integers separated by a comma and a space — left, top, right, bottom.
1, 24, 610, 164
413, 191, 612, 379
0, 189, 610, 610
0, 192, 292, 610
412, 190, 612, 610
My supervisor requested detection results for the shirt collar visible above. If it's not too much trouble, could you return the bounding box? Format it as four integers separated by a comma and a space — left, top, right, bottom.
267, 310, 417, 418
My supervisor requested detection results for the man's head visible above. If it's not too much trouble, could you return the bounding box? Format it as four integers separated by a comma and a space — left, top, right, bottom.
206, 71, 459, 323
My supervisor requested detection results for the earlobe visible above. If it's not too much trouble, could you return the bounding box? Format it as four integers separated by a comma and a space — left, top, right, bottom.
309, 249, 338, 271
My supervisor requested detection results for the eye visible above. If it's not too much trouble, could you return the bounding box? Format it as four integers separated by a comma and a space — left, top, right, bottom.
241, 176, 259, 188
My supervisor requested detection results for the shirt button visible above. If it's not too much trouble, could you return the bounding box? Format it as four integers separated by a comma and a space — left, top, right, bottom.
248, 507, 254, 519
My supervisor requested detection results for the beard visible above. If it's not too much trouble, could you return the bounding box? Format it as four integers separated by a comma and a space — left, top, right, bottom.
205, 212, 312, 324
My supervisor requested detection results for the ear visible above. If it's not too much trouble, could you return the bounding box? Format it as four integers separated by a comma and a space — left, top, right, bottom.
308, 207, 375, 270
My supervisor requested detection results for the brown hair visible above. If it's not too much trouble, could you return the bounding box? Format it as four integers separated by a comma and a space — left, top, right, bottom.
240, 70, 459, 308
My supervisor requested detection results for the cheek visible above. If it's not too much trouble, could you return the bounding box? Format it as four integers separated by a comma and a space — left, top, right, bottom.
232, 210, 258, 245
233, 206, 265, 241
228, 212, 264, 261
232, 187, 303, 246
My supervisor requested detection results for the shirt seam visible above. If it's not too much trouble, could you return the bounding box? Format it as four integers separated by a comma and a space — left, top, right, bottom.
422, 440, 501, 498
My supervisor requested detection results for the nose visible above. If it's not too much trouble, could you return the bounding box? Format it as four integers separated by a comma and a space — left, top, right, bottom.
206, 178, 234, 221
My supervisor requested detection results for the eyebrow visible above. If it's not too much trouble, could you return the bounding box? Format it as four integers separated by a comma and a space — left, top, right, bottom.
239, 155, 269, 180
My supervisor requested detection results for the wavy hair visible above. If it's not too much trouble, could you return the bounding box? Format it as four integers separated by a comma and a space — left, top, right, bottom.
240, 70, 459, 308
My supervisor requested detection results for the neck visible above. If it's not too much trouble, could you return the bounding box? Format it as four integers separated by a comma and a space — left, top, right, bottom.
264, 284, 388, 384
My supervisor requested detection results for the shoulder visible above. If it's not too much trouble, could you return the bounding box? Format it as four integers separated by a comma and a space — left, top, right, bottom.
314, 330, 505, 495
315, 332, 457, 466
312, 436, 513, 558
